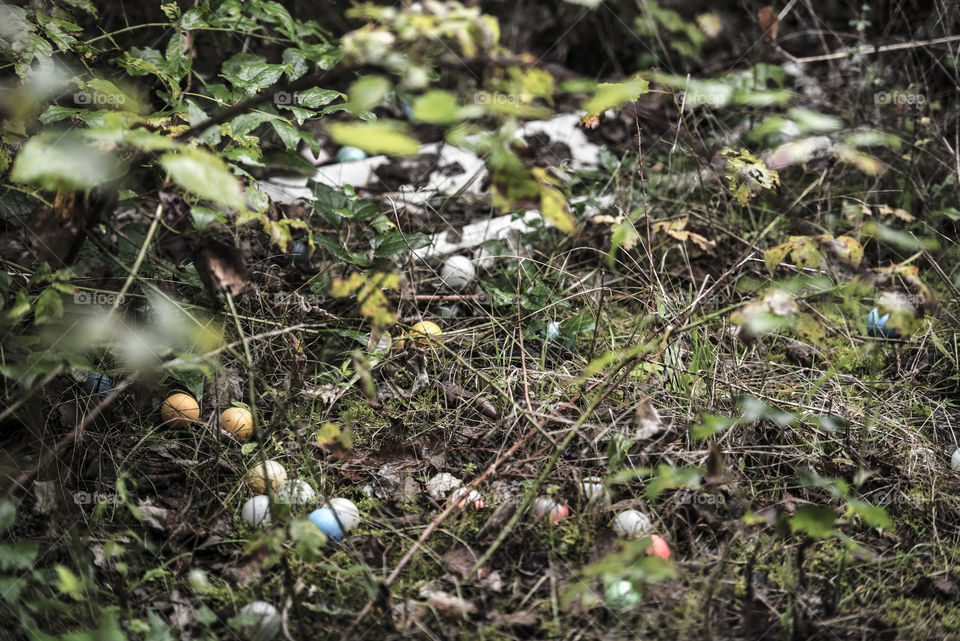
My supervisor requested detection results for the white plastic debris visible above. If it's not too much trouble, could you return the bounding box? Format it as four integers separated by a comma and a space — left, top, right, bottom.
238, 601, 281, 641
612, 509, 653, 538
426, 473, 462, 502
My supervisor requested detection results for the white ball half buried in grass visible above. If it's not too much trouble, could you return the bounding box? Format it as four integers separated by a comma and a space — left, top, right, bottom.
276, 480, 316, 505
241, 495, 272, 527
612, 509, 653, 538
440, 255, 475, 290
238, 601, 280, 641
951, 449, 960, 472
325, 498, 361, 531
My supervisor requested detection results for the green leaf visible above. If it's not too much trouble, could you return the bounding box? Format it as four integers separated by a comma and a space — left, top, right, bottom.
11, 133, 120, 191
327, 122, 419, 156
583, 76, 650, 116
847, 498, 893, 531
296, 87, 342, 109
790, 505, 836, 538
271, 120, 302, 151
0, 542, 39, 571
411, 90, 462, 124
372, 231, 430, 258
159, 149, 245, 209
55, 565, 84, 600
346, 76, 391, 114
34, 288, 63, 324
0, 502, 14, 533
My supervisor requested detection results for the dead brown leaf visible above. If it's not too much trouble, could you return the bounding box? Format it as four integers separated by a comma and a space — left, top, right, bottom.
194, 237, 247, 297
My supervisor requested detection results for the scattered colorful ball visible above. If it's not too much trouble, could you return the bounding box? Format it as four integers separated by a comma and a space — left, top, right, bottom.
246, 460, 287, 493
160, 393, 200, 428
221, 407, 254, 440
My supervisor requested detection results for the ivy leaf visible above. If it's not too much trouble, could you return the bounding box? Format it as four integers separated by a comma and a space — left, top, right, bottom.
159, 149, 245, 209
327, 121, 419, 156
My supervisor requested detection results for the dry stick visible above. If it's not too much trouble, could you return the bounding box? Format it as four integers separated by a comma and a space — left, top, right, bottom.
777, 34, 960, 64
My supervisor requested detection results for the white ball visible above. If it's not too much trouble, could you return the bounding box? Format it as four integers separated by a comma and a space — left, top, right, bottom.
325, 498, 361, 532
276, 480, 316, 505
580, 477, 606, 500
612, 509, 652, 538
951, 449, 960, 472
241, 495, 272, 527
238, 601, 280, 641
440, 255, 475, 291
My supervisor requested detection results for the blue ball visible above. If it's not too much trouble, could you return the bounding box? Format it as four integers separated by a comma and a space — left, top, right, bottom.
288, 241, 309, 265
308, 507, 344, 541
545, 321, 561, 342
335, 146, 367, 163
82, 372, 112, 393
866, 307, 899, 338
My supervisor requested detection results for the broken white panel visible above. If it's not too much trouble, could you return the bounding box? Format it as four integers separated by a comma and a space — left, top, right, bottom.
516, 113, 602, 170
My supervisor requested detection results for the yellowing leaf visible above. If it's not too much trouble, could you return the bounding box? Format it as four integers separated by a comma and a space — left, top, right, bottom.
328, 121, 419, 156
330, 271, 401, 332
583, 76, 650, 117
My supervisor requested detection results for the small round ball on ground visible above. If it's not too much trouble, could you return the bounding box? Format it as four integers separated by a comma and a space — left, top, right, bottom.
161, 393, 200, 428
82, 372, 112, 393
241, 495, 272, 527
238, 601, 280, 641
532, 496, 569, 522
325, 498, 361, 530
336, 146, 367, 163
246, 460, 287, 493
276, 479, 317, 505
605, 580, 642, 610
221, 407, 254, 440
951, 449, 960, 472
649, 534, 671, 559
440, 255, 475, 291
394, 321, 443, 350
612, 509, 653, 538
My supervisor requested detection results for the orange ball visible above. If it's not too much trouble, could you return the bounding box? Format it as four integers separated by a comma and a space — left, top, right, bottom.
161, 393, 200, 428
221, 407, 254, 440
